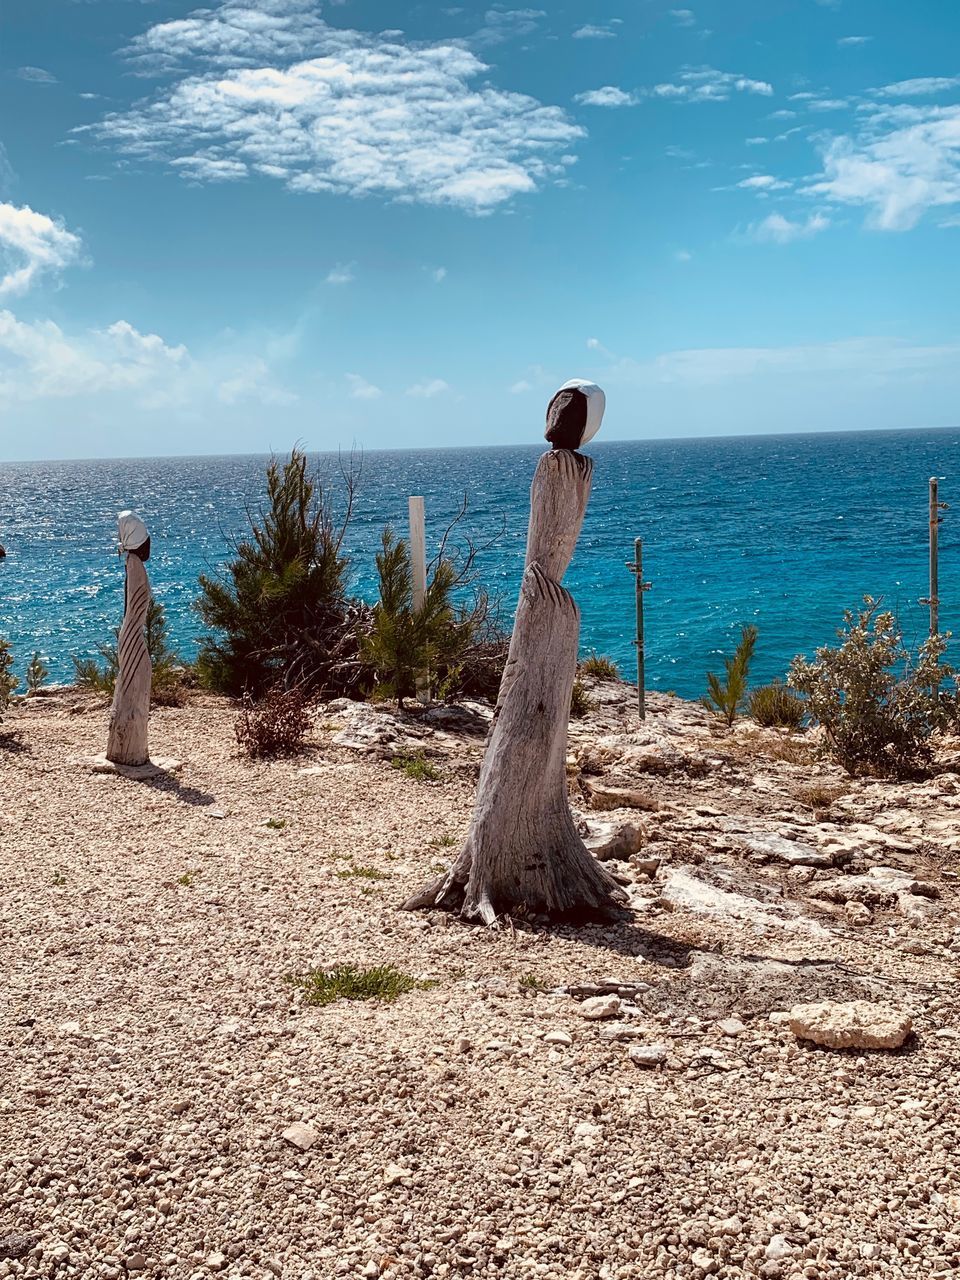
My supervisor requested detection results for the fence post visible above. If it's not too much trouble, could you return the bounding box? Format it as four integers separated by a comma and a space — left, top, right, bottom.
626, 538, 652, 720
408, 496, 430, 705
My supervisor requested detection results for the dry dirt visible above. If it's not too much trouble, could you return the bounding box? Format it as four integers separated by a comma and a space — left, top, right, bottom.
2, 684, 960, 1280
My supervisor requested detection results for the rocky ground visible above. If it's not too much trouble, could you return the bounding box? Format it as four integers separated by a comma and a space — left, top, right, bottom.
2, 680, 960, 1280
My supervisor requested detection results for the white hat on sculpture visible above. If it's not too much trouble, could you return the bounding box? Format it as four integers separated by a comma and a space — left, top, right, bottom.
117, 510, 149, 553
544, 378, 606, 450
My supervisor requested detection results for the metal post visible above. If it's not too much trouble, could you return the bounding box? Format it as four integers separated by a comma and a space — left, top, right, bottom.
408, 496, 430, 705
625, 538, 652, 720
930, 477, 940, 640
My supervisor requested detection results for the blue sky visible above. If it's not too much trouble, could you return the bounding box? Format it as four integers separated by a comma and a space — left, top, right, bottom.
1, 0, 959, 459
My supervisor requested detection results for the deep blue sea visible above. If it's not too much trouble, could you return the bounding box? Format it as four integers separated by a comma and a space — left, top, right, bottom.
0, 429, 957, 701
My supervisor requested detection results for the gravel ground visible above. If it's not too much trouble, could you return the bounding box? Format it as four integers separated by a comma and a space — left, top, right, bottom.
2, 690, 960, 1280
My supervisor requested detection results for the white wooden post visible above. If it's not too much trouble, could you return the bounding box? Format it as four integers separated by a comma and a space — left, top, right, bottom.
408, 495, 430, 705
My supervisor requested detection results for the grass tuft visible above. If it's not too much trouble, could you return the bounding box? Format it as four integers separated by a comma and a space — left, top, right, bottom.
336, 865, 390, 881
287, 964, 438, 1007
579, 652, 621, 680
391, 750, 440, 782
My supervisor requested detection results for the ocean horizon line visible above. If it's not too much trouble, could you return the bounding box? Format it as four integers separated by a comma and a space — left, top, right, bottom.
2, 420, 959, 469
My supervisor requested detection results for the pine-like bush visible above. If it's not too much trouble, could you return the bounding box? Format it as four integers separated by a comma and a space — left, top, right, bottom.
703, 625, 758, 727
196, 449, 356, 696
362, 526, 501, 708
0, 637, 16, 723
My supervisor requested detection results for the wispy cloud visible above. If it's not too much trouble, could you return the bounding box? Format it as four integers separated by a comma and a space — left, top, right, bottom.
572, 23, 620, 39
650, 66, 773, 102
85, 0, 583, 214
16, 66, 58, 84
509, 378, 533, 393
876, 76, 960, 98
838, 35, 872, 46
738, 174, 790, 191
431, 266, 447, 283
472, 7, 545, 47
748, 212, 830, 243
0, 203, 84, 297
346, 372, 382, 400
406, 378, 450, 398
808, 104, 960, 230
670, 9, 697, 27
326, 263, 354, 286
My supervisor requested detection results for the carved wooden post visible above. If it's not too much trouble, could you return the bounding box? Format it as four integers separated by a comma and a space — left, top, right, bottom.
106, 511, 152, 767
406, 380, 627, 925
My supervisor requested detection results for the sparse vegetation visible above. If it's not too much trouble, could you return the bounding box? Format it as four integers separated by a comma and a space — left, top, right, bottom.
391, 750, 440, 782
72, 598, 187, 705
570, 678, 591, 719
703, 624, 758, 727
580, 652, 621, 680
748, 679, 805, 729
263, 817, 287, 830
789, 597, 957, 778
0, 637, 16, 723
795, 782, 847, 810
429, 833, 458, 849
336, 865, 390, 880
518, 974, 549, 992
26, 652, 49, 696
287, 964, 437, 1007
177, 872, 195, 887
235, 686, 310, 759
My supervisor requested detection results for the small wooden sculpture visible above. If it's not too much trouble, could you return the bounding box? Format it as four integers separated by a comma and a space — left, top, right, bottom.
406, 380, 626, 925
106, 510, 152, 767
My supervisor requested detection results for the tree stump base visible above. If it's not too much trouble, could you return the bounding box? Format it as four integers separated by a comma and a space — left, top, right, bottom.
83, 755, 184, 780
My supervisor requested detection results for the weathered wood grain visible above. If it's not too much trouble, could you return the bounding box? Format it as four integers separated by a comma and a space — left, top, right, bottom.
106, 552, 152, 766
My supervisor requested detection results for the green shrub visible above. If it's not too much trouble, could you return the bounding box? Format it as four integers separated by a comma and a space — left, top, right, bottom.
235, 686, 310, 759
363, 525, 503, 708
748, 680, 805, 729
196, 448, 355, 696
789, 598, 955, 778
703, 625, 758, 727
580, 652, 621, 680
72, 598, 186, 705
287, 964, 437, 1007
26, 652, 49, 696
570, 678, 591, 719
0, 637, 16, 723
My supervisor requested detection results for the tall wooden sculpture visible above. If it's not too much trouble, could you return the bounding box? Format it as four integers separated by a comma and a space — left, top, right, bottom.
106, 510, 152, 767
407, 380, 627, 925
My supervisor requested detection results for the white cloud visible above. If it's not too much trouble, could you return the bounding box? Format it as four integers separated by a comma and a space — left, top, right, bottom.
406, 378, 450, 398
326, 262, 354, 285
17, 66, 58, 83
346, 372, 382, 399
509, 378, 533, 393
86, 0, 583, 214
217, 357, 298, 405
738, 174, 790, 190
572, 23, 618, 39
472, 8, 545, 47
877, 76, 960, 98
837, 35, 872, 46
748, 211, 830, 242
0, 311, 187, 401
745, 136, 767, 145
808, 104, 960, 230
0, 203, 84, 298
431, 266, 447, 283
575, 86, 637, 108
674, 249, 692, 261
650, 67, 773, 102
670, 9, 696, 26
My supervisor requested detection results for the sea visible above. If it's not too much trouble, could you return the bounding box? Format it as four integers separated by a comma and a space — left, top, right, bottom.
0, 428, 957, 702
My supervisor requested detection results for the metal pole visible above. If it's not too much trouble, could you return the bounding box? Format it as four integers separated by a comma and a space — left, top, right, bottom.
930, 476, 940, 640
408, 496, 430, 705
625, 539, 652, 721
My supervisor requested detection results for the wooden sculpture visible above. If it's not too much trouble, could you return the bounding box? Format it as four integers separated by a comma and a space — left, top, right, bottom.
406, 380, 627, 925
106, 510, 152, 767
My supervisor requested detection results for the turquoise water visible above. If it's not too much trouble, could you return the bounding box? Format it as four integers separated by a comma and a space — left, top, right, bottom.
0, 429, 957, 700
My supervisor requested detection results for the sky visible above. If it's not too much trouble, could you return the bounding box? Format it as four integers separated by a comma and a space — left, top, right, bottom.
1, 0, 959, 460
